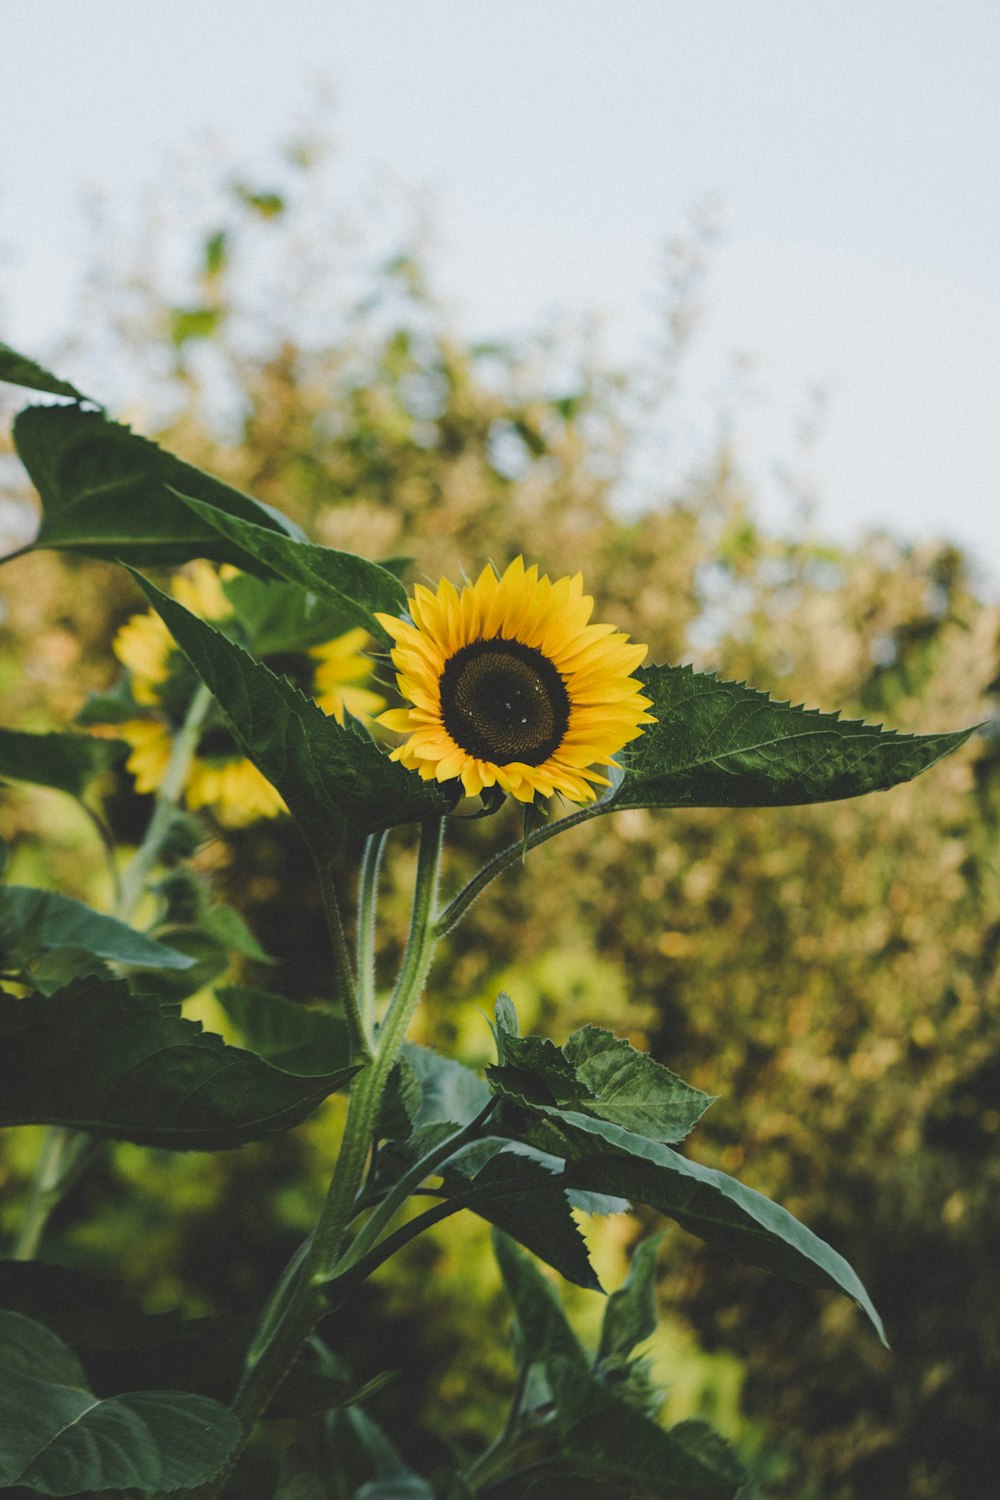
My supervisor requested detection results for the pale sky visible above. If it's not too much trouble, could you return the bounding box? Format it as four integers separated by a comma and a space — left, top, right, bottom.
3, 1, 1000, 586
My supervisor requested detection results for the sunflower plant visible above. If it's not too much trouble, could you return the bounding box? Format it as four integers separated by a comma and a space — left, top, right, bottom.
0, 342, 980, 1499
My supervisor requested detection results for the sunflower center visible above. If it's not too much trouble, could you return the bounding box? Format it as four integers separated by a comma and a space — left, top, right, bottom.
439, 637, 570, 766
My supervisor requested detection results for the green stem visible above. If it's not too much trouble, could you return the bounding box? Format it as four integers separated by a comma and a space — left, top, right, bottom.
10, 683, 214, 1262
214, 816, 446, 1488
11, 1128, 93, 1261
339, 1098, 497, 1273
356, 829, 387, 1034
316, 860, 369, 1061
434, 804, 603, 939
118, 681, 214, 921
311, 814, 444, 1278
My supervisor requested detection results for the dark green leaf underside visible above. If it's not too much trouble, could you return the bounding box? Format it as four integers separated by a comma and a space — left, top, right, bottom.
0, 726, 124, 797
174, 492, 406, 643
0, 977, 358, 1149
0, 1310, 239, 1495
13, 402, 304, 569
0, 886, 194, 971
535, 1111, 885, 1343
129, 574, 449, 857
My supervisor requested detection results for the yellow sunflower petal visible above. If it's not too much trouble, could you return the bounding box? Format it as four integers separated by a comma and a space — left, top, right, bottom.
378, 559, 655, 805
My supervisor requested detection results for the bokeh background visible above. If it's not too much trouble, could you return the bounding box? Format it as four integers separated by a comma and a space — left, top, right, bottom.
3, 5, 1000, 1497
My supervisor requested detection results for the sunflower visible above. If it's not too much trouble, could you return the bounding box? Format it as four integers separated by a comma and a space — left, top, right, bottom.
375, 558, 655, 804
104, 563, 384, 827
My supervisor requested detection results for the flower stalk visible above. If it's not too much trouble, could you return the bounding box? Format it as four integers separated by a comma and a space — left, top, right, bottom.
215, 816, 447, 1489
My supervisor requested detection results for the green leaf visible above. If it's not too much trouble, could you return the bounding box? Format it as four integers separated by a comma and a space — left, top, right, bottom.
440, 1146, 600, 1292
542, 1358, 748, 1500
597, 1233, 664, 1366
321, 1407, 435, 1500
489, 1011, 712, 1145
375, 1055, 423, 1141
527, 1111, 886, 1344
13, 402, 305, 569
216, 984, 352, 1073
0, 726, 124, 797
174, 492, 407, 643
129, 573, 450, 857
486, 1240, 751, 1500
563, 1026, 714, 1143
126, 928, 230, 1006
155, 866, 271, 961
0, 886, 195, 974
0, 1264, 387, 1418
0, 976, 359, 1149
0, 1310, 239, 1495
402, 1042, 492, 1128
0, 342, 92, 402
493, 1230, 588, 1372
170, 306, 223, 345
222, 571, 367, 655
618, 662, 977, 809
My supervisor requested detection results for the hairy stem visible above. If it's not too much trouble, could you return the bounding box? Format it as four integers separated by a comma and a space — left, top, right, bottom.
204, 816, 447, 1496
356, 828, 388, 1034
435, 803, 602, 938
339, 1098, 497, 1273
317, 860, 369, 1061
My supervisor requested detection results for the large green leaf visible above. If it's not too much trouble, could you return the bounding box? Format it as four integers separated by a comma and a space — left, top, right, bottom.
439, 1145, 600, 1291
0, 726, 124, 797
0, 1264, 390, 1419
129, 574, 450, 857
0, 977, 359, 1149
616, 662, 976, 809
402, 1042, 492, 1128
0, 341, 92, 402
0, 1310, 239, 1495
216, 984, 352, 1073
488, 1236, 750, 1500
175, 492, 406, 643
523, 1110, 886, 1344
488, 1001, 712, 1145
541, 1359, 748, 1500
13, 402, 305, 569
0, 886, 194, 973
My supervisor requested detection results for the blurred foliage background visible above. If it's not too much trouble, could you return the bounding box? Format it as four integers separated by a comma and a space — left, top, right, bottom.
2, 122, 999, 1500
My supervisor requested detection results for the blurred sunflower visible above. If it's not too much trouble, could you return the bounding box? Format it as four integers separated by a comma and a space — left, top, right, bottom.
376, 557, 654, 804
103, 562, 384, 828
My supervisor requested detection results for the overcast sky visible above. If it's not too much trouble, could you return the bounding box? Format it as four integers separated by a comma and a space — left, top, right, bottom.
4, 1, 999, 586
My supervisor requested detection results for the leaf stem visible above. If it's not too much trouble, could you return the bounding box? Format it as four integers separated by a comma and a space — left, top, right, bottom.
435, 804, 602, 938
338, 1098, 498, 1273
356, 828, 387, 1035
211, 816, 447, 1492
316, 860, 369, 1061
311, 815, 445, 1278
11, 1127, 95, 1260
